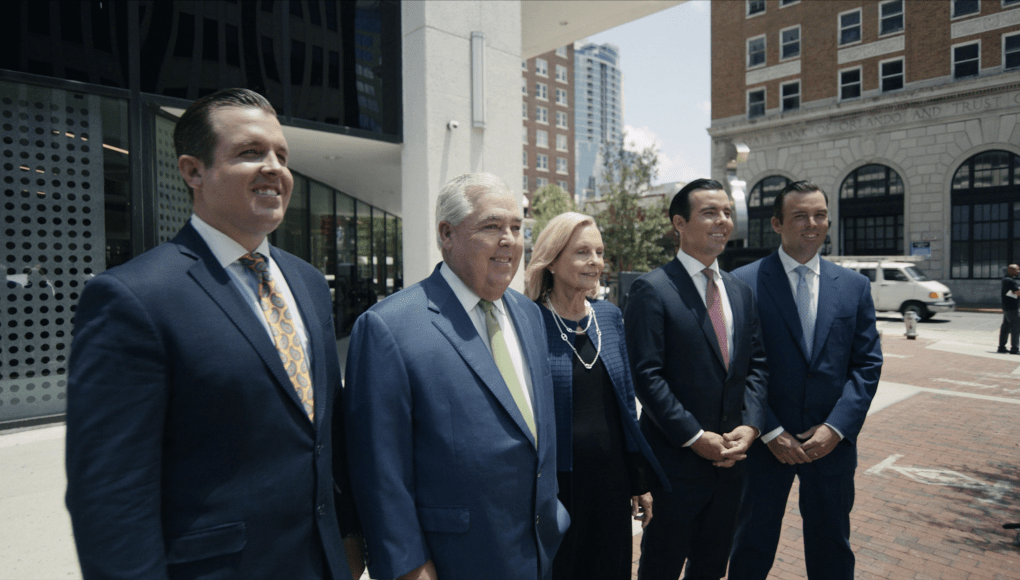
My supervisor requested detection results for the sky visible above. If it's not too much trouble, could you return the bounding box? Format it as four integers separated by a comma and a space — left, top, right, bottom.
583, 0, 712, 186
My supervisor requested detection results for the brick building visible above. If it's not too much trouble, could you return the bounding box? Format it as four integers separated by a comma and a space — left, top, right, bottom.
709, 0, 1020, 305
522, 45, 575, 209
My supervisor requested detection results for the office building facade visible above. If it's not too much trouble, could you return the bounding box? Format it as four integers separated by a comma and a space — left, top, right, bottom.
710, 0, 1020, 304
522, 45, 575, 204
574, 42, 625, 200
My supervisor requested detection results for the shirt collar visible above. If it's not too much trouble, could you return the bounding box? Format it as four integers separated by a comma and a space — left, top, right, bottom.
676, 247, 720, 279
439, 262, 506, 316
190, 214, 271, 268
777, 246, 820, 276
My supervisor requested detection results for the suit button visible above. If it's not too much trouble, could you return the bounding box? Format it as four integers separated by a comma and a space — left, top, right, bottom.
316, 444, 323, 456
722, 415, 729, 422
535, 515, 540, 525
537, 470, 541, 478
317, 504, 326, 517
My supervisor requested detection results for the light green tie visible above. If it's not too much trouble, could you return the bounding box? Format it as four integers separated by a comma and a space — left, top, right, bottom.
479, 300, 537, 442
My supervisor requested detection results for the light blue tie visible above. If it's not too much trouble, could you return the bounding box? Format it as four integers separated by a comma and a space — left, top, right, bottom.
795, 265, 815, 359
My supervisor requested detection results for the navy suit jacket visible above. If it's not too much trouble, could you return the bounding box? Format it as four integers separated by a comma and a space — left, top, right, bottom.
540, 299, 668, 492
65, 223, 356, 580
733, 252, 883, 475
624, 258, 768, 481
344, 265, 568, 580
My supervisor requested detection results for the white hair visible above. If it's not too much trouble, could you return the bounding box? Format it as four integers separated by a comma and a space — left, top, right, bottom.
435, 173, 513, 249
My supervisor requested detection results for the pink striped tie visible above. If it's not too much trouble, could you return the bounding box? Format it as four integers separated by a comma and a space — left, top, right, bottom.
704, 268, 728, 370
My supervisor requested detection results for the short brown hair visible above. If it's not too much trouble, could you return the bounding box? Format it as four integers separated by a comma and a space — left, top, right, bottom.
173, 88, 277, 167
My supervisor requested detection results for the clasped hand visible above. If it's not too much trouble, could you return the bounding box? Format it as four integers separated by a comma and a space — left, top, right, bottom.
690, 425, 758, 468
765, 424, 838, 465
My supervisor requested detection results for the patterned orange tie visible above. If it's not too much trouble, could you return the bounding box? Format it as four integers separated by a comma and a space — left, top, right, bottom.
239, 252, 314, 421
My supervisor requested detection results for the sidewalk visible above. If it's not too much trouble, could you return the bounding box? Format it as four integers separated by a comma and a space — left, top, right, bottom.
3, 315, 1019, 579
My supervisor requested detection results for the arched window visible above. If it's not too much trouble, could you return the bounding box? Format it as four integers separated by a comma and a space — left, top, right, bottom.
746, 176, 789, 250
950, 150, 1020, 279
839, 164, 904, 255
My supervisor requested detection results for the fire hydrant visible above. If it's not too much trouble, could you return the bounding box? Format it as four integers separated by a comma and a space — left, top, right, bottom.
904, 310, 918, 339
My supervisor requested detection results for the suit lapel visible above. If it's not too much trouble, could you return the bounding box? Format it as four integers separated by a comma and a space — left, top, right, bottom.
424, 271, 537, 447
665, 259, 727, 370
812, 260, 841, 362
760, 252, 811, 361
175, 225, 313, 425
720, 270, 743, 370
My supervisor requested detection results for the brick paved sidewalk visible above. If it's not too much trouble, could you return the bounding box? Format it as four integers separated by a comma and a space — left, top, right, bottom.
629, 334, 1020, 579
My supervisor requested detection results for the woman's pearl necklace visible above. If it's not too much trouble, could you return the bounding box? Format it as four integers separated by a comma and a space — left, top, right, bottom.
546, 298, 602, 370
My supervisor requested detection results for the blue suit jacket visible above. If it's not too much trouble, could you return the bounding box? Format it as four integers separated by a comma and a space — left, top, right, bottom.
65, 223, 355, 580
540, 299, 668, 492
733, 252, 883, 475
344, 265, 568, 580
624, 258, 768, 481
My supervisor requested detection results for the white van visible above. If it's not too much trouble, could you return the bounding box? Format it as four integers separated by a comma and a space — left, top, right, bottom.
828, 257, 955, 320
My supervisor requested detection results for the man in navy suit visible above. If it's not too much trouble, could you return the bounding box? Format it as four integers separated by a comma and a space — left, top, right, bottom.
729, 180, 883, 580
625, 179, 768, 580
65, 89, 361, 580
344, 173, 568, 580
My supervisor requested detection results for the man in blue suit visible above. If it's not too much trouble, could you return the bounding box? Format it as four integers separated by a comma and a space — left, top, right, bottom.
65, 89, 361, 580
729, 180, 883, 580
344, 173, 568, 580
625, 179, 768, 580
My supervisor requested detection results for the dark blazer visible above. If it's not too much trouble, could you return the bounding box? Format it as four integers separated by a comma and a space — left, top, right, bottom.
65, 223, 356, 580
540, 299, 667, 492
624, 258, 768, 481
344, 265, 568, 580
732, 252, 882, 475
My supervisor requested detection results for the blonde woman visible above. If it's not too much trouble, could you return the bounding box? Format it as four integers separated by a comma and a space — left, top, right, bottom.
525, 212, 667, 579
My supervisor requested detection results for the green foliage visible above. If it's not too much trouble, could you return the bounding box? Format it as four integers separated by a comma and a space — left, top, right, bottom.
590, 137, 673, 275
529, 184, 576, 242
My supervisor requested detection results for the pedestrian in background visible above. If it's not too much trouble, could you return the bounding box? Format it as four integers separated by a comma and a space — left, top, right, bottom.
998, 263, 1019, 354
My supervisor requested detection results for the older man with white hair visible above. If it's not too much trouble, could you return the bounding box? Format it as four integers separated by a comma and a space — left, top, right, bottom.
344, 173, 568, 580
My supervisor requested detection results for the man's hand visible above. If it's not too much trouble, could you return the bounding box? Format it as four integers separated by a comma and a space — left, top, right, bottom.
765, 431, 811, 465
632, 493, 654, 529
690, 431, 730, 463
343, 535, 365, 579
720, 425, 759, 462
398, 560, 438, 580
797, 424, 839, 461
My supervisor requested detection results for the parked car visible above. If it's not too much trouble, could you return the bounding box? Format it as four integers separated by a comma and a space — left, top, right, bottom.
828, 257, 955, 320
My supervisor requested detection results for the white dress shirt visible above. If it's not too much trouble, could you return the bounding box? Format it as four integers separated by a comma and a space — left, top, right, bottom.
675, 248, 734, 447
439, 263, 535, 411
190, 214, 312, 372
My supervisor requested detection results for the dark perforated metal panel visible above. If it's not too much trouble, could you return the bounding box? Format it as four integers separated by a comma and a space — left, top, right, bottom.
155, 115, 190, 243
1, 84, 105, 423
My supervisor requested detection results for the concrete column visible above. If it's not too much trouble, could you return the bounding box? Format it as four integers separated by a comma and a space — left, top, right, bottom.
400, 0, 524, 289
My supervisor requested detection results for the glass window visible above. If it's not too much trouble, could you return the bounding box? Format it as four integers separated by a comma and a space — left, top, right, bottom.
523, 150, 528, 167
556, 157, 568, 173
555, 46, 568, 58
309, 181, 335, 277
556, 111, 568, 128
780, 0, 800, 6
535, 58, 548, 76
537, 177, 549, 188
555, 88, 568, 106
883, 268, 910, 282
536, 129, 548, 148
278, 174, 310, 260
881, 59, 904, 92
522, 102, 528, 118
747, 36, 766, 68
781, 27, 800, 60
522, 77, 527, 94
746, 176, 790, 249
523, 175, 529, 190
880, 0, 904, 35
748, 89, 765, 118
953, 42, 980, 78
747, 0, 765, 16
522, 126, 528, 144
536, 106, 548, 124
781, 81, 800, 111
556, 64, 568, 82
840, 165, 906, 256
839, 9, 862, 45
860, 268, 877, 282
558, 180, 569, 192
952, 0, 980, 17
556, 134, 568, 151
522, 60, 527, 70
537, 153, 549, 171
535, 82, 548, 100
840, 68, 862, 100
1004, 33, 1020, 70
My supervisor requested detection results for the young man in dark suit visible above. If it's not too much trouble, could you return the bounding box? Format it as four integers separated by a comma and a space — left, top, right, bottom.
65, 88, 361, 580
625, 179, 768, 580
729, 180, 883, 580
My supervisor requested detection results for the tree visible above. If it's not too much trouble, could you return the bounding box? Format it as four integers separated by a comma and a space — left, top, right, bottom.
589, 136, 673, 276
529, 183, 575, 242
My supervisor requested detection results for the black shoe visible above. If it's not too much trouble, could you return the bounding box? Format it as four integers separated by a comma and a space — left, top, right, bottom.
1011, 349, 1019, 355
998, 346, 1009, 353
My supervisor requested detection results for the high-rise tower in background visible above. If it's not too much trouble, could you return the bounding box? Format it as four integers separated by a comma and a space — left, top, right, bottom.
573, 42, 625, 200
